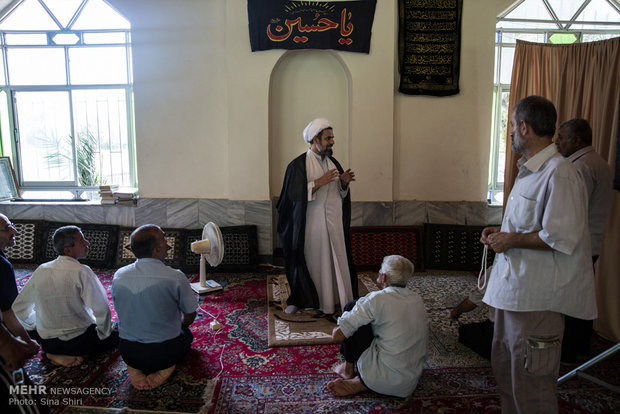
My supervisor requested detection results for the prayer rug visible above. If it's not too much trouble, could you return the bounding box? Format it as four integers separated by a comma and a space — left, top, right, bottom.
267, 273, 378, 347
266, 269, 491, 366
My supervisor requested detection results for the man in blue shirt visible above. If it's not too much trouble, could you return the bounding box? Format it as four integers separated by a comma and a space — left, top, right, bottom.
112, 225, 198, 390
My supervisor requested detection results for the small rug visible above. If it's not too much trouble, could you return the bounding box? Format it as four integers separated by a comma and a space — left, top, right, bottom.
267, 273, 378, 347
266, 270, 490, 365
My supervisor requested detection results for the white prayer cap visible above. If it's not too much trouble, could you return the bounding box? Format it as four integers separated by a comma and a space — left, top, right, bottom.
303, 118, 332, 143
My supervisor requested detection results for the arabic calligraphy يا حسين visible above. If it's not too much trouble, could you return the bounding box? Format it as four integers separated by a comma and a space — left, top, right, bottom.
266, 9, 354, 44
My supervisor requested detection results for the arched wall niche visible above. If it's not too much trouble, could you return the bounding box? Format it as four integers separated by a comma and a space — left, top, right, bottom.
268, 50, 351, 199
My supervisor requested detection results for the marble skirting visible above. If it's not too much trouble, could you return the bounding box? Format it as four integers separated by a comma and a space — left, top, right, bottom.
0, 199, 502, 257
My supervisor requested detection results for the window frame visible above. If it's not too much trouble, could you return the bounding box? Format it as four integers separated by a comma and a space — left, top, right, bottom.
0, 1, 136, 200
489, 0, 620, 205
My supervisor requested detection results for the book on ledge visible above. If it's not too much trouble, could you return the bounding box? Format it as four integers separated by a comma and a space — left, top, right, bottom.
98, 184, 119, 192
113, 187, 139, 198
116, 196, 138, 206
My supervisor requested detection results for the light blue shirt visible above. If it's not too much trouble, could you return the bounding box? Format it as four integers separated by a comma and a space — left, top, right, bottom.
483, 144, 597, 320
112, 258, 198, 343
338, 286, 428, 398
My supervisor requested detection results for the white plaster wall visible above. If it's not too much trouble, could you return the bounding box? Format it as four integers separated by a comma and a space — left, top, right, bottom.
393, 0, 513, 201
268, 50, 351, 199
107, 0, 512, 202
111, 0, 229, 199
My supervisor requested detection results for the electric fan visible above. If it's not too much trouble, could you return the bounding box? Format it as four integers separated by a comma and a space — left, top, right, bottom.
189, 222, 224, 294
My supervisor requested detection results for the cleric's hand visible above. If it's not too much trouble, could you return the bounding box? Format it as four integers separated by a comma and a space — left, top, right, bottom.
340, 169, 356, 185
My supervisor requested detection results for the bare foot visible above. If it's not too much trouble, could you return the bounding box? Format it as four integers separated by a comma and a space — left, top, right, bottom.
145, 365, 176, 389
327, 377, 368, 396
126, 365, 150, 390
333, 362, 355, 379
46, 354, 84, 367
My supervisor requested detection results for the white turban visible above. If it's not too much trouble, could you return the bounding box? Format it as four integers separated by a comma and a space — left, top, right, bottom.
302, 118, 332, 144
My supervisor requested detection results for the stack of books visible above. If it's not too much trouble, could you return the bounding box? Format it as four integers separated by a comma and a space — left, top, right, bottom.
99, 185, 119, 204
99, 185, 139, 206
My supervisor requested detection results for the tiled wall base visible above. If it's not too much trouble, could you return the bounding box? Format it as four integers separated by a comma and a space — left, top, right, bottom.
0, 199, 502, 257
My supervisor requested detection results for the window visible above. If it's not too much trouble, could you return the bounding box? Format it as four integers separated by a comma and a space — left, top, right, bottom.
0, 0, 134, 200
489, 0, 620, 205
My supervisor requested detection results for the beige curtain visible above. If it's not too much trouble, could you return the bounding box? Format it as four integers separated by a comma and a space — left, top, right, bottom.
504, 37, 620, 341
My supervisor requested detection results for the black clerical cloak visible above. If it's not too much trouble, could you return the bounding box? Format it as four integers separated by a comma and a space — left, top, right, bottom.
276, 152, 358, 310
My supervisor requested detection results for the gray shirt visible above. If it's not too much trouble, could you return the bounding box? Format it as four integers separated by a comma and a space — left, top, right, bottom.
568, 145, 613, 256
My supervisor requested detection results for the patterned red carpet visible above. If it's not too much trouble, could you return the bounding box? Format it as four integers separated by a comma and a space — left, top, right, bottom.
16, 271, 620, 413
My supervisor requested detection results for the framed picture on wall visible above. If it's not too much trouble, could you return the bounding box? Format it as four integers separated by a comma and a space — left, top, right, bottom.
0, 157, 20, 201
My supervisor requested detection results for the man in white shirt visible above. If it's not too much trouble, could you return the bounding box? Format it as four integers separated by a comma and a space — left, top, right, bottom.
13, 226, 118, 367
481, 96, 596, 414
327, 255, 428, 398
277, 118, 358, 315
555, 118, 613, 362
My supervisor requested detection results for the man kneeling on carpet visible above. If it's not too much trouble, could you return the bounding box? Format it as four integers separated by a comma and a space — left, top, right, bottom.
112, 225, 198, 390
328, 255, 428, 397
12, 225, 118, 367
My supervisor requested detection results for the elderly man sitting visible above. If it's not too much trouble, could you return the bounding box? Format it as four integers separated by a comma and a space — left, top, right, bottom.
328, 255, 428, 397
13, 225, 118, 367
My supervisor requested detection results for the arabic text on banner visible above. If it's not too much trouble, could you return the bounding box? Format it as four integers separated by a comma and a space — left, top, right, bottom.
248, 0, 377, 54
398, 0, 463, 96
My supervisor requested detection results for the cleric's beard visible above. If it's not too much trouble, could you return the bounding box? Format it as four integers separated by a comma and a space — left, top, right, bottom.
318, 143, 333, 157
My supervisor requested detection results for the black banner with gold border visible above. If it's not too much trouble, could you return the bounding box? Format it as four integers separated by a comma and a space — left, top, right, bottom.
248, 0, 377, 54
398, 0, 463, 96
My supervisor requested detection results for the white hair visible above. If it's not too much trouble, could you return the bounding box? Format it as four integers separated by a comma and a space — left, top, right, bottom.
379, 255, 414, 287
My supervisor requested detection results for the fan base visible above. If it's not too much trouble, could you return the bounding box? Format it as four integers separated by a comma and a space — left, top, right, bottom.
190, 281, 222, 294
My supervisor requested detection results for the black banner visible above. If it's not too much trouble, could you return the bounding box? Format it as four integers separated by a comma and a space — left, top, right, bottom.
248, 0, 377, 53
398, 0, 463, 96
